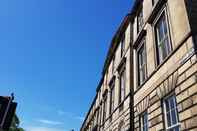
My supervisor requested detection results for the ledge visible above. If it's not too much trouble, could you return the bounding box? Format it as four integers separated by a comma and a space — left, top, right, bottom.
117, 57, 126, 72
147, 0, 167, 24
108, 75, 116, 86
133, 29, 147, 49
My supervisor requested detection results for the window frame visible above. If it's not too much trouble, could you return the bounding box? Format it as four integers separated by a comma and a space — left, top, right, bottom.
137, 37, 147, 86
153, 7, 172, 66
119, 67, 126, 104
163, 95, 180, 131
102, 95, 107, 124
109, 79, 115, 115
112, 55, 116, 73
121, 34, 126, 57
140, 111, 149, 131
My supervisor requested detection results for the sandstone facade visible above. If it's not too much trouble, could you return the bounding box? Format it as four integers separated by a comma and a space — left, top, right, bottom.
81, 0, 197, 131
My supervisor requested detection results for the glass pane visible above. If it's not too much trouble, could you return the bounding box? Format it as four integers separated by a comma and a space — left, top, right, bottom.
140, 69, 144, 84
159, 22, 164, 42
171, 109, 178, 124
121, 72, 125, 101
165, 98, 170, 112
138, 44, 146, 85
174, 126, 180, 131
169, 97, 175, 109
156, 13, 171, 64
142, 66, 146, 81
167, 112, 172, 127
163, 15, 168, 35
164, 38, 170, 55
161, 41, 168, 60
141, 112, 148, 131
158, 44, 163, 63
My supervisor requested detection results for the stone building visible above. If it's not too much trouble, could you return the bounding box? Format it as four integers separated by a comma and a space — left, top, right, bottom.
80, 14, 133, 131
81, 0, 197, 131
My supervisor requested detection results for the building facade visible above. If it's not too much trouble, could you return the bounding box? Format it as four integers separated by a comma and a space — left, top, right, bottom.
80, 15, 133, 131
81, 0, 197, 131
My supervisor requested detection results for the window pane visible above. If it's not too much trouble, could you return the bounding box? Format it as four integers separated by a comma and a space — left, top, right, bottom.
169, 97, 175, 109
165, 99, 170, 112
141, 112, 148, 131
120, 70, 126, 102
158, 21, 164, 43
155, 12, 171, 64
138, 42, 146, 85
164, 96, 180, 131
164, 38, 170, 55
163, 16, 168, 35
174, 126, 180, 131
171, 109, 178, 125
167, 112, 172, 127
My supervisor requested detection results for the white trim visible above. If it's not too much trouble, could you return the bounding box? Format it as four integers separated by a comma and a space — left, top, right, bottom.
163, 95, 180, 131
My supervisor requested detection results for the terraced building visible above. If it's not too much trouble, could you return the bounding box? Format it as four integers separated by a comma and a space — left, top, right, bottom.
81, 0, 197, 131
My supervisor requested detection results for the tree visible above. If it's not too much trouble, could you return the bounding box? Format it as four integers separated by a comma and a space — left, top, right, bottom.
9, 114, 24, 131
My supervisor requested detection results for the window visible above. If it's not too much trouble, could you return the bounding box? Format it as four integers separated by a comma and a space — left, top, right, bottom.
109, 81, 115, 115
163, 95, 180, 131
102, 96, 107, 123
137, 39, 147, 86
155, 11, 171, 64
137, 6, 144, 33
121, 34, 126, 57
119, 68, 126, 104
112, 55, 115, 73
99, 107, 102, 126
140, 112, 148, 131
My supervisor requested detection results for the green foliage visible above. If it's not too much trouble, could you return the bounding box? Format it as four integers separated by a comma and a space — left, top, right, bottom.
9, 114, 25, 131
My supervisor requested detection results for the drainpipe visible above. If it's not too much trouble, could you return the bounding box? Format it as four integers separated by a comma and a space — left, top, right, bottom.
129, 16, 134, 131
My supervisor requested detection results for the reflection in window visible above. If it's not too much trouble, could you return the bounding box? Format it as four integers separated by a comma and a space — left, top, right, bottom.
140, 112, 148, 131
137, 39, 147, 86
163, 95, 180, 131
155, 12, 171, 64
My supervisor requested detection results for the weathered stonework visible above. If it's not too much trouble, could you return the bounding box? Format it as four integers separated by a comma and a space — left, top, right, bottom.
81, 0, 197, 131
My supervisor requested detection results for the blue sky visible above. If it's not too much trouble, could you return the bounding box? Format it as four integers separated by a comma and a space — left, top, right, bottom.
0, 0, 133, 130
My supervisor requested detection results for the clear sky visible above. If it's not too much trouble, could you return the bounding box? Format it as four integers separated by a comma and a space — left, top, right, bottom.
0, 0, 133, 131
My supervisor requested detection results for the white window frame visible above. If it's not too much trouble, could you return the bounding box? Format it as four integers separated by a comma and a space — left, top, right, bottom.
137, 38, 147, 86
119, 67, 126, 104
154, 8, 172, 65
109, 81, 115, 115
140, 111, 149, 131
163, 95, 180, 131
